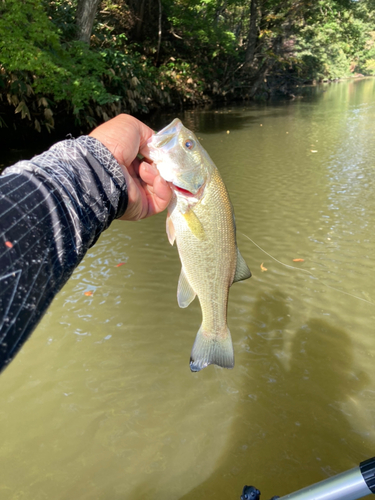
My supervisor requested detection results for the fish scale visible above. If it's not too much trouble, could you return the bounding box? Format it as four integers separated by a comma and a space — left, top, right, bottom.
174, 169, 234, 333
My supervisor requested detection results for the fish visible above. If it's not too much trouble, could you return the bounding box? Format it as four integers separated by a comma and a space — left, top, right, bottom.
148, 118, 251, 372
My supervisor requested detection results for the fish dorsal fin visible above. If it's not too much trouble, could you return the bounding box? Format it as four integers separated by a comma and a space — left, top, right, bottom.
177, 268, 196, 308
233, 247, 252, 283
166, 214, 176, 245
182, 209, 205, 240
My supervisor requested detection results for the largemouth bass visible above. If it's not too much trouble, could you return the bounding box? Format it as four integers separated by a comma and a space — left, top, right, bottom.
148, 119, 251, 372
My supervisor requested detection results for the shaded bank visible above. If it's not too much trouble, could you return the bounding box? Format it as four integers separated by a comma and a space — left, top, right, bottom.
1, 0, 375, 148
1, 75, 369, 161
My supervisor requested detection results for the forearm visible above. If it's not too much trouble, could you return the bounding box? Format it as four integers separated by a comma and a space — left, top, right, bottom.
0, 136, 127, 371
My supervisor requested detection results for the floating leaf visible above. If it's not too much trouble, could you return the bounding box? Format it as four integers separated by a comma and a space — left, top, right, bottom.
293, 258, 305, 262
260, 262, 267, 272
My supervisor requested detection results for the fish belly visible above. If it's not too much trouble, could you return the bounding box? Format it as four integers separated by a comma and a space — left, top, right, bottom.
172, 169, 237, 371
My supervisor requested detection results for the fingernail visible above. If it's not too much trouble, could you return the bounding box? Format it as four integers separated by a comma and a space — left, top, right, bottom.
142, 161, 156, 174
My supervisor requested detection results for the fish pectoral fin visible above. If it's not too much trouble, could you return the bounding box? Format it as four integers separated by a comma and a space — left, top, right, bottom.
233, 247, 252, 283
177, 268, 196, 308
166, 214, 176, 245
190, 326, 234, 372
182, 210, 205, 240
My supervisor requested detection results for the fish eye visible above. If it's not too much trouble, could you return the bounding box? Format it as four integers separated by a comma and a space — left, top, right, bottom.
184, 139, 195, 150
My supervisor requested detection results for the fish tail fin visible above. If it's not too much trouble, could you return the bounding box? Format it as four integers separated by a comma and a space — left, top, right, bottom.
189, 325, 234, 372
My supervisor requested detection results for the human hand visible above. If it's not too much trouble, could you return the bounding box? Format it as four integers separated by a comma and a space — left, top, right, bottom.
89, 114, 172, 221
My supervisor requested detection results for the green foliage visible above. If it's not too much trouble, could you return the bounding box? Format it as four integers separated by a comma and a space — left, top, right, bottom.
44, 0, 78, 42
167, 0, 237, 57
0, 0, 118, 130
1, 0, 375, 136
358, 29, 375, 75
292, 1, 374, 80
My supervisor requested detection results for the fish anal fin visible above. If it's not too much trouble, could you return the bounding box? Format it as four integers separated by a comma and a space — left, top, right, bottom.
190, 326, 234, 372
233, 247, 251, 283
182, 210, 205, 240
166, 214, 176, 245
177, 268, 196, 308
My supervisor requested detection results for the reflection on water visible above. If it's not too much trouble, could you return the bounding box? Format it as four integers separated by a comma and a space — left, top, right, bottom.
0, 79, 375, 500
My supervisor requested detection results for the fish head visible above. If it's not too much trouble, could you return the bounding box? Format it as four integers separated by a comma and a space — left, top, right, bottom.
148, 118, 214, 199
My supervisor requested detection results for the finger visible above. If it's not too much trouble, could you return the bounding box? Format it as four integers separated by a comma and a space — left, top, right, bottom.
153, 175, 172, 204
139, 137, 155, 162
137, 123, 155, 152
147, 176, 172, 215
119, 170, 145, 221
128, 157, 142, 178
139, 161, 159, 185
89, 114, 154, 167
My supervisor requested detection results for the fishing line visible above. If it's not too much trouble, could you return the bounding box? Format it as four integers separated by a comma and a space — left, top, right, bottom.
241, 232, 374, 306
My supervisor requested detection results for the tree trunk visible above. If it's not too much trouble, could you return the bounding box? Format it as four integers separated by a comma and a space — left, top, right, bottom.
245, 0, 259, 67
248, 59, 273, 98
156, 0, 162, 64
76, 0, 101, 45
135, 0, 146, 40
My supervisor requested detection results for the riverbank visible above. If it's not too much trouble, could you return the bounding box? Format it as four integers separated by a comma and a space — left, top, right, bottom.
2, 74, 370, 163
2, 0, 375, 156
0, 84, 315, 168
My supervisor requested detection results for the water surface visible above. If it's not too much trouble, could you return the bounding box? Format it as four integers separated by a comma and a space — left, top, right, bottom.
1, 79, 375, 500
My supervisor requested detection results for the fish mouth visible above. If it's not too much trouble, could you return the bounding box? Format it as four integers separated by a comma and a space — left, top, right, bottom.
149, 119, 183, 151
172, 183, 204, 198
173, 184, 195, 197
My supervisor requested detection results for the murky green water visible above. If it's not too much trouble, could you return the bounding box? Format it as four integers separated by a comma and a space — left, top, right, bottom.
1, 79, 375, 500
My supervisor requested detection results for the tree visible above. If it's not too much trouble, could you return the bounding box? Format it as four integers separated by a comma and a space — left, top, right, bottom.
245, 0, 259, 67
76, 0, 101, 44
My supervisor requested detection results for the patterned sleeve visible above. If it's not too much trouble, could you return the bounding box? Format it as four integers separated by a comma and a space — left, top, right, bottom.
0, 136, 128, 372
